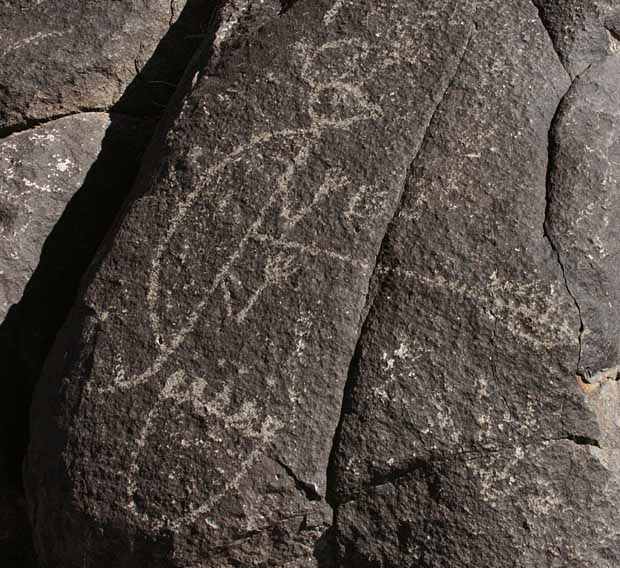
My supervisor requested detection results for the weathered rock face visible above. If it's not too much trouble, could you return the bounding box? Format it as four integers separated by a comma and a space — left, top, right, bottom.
17, 0, 620, 567
0, 113, 152, 568
534, 0, 620, 77
26, 1, 478, 566
1, 2, 216, 566
0, 114, 130, 319
328, 1, 620, 566
0, 0, 210, 133
546, 56, 620, 376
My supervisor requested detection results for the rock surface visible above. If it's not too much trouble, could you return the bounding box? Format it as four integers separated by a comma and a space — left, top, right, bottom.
12, 0, 620, 567
26, 1, 478, 566
0, 113, 152, 567
1, 2, 217, 566
0, 114, 128, 319
533, 0, 620, 77
0, 0, 212, 133
546, 56, 620, 376
328, 1, 620, 566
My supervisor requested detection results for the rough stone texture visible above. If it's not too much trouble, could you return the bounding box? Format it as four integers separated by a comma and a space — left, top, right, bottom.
25, 1, 478, 566
328, 1, 620, 566
1, 2, 217, 566
546, 56, 620, 376
0, 113, 152, 567
0, 0, 212, 133
15, 0, 620, 567
533, 0, 620, 77
0, 114, 120, 318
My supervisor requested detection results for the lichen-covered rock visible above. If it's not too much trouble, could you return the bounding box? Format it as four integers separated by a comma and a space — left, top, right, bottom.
25, 1, 477, 566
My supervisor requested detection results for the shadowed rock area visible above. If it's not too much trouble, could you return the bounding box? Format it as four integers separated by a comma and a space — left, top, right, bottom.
0, 1, 217, 565
0, 0, 617, 566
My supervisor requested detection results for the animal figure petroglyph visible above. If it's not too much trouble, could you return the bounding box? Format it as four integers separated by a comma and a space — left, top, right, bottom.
93, 4, 427, 528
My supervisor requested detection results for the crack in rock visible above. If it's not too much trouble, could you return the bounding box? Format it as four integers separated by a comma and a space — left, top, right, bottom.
325, 22, 477, 511
274, 457, 322, 502
338, 434, 602, 505
530, 0, 571, 77
542, 67, 595, 371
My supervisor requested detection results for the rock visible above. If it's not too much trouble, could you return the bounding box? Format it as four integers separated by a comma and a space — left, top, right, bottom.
1, 114, 115, 318
533, 0, 620, 77
546, 56, 620, 375
329, 1, 620, 566
25, 1, 478, 566
0, 112, 152, 567
0, 113, 152, 369
0, 0, 214, 133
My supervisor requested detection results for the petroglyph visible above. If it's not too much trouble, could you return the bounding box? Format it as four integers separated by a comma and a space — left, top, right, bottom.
84, 11, 483, 538
324, 0, 345, 26
0, 30, 71, 60
376, 264, 575, 351
119, 37, 389, 394
126, 369, 283, 529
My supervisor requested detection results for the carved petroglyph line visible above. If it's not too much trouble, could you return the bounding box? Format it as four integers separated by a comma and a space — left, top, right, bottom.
125, 371, 184, 512
234, 253, 299, 324
173, 420, 280, 529
377, 265, 574, 350
0, 30, 71, 59
125, 369, 283, 529
252, 233, 370, 270
324, 0, 345, 26
111, 28, 423, 531
112, 39, 384, 394
278, 166, 339, 229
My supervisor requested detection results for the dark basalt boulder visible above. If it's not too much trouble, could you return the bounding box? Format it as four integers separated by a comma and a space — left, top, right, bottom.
0, 113, 152, 567
329, 1, 620, 566
0, 3, 217, 566
25, 1, 477, 566
16, 0, 620, 567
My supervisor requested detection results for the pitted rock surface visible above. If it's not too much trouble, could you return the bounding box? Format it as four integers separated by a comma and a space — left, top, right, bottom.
329, 1, 620, 566
533, 0, 620, 77
546, 56, 620, 375
26, 1, 477, 566
14, 1, 620, 567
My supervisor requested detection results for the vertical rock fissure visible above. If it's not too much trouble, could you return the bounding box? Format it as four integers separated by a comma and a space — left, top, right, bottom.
542, 68, 593, 371
325, 23, 476, 510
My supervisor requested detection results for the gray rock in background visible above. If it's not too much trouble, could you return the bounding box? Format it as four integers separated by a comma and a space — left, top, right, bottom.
0, 113, 119, 318
0, 0, 210, 133
329, 0, 620, 566
25, 1, 478, 566
0, 112, 152, 567
533, 0, 620, 77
